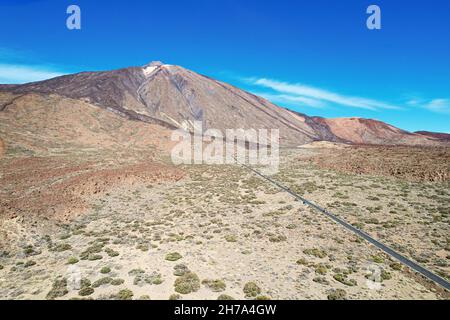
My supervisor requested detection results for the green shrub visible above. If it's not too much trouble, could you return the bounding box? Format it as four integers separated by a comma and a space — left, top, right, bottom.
333, 274, 357, 286
165, 252, 182, 261
372, 255, 384, 263
389, 262, 402, 271
173, 264, 189, 276
105, 248, 120, 257
67, 257, 79, 264
225, 235, 237, 242
243, 282, 261, 297
79, 287, 94, 296
116, 289, 134, 300
92, 277, 113, 288
217, 294, 235, 300
24, 260, 36, 268
381, 270, 392, 280
80, 278, 91, 288
202, 279, 226, 292
128, 268, 145, 276
315, 264, 328, 275
53, 243, 72, 252
100, 267, 111, 274
174, 272, 200, 294
111, 278, 125, 286
303, 248, 327, 258
327, 289, 347, 300
46, 278, 68, 300
169, 294, 181, 300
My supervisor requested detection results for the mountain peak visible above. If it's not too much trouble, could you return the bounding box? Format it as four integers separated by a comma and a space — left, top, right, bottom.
144, 61, 164, 67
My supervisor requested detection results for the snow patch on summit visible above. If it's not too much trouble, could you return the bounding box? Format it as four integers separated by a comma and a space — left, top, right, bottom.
143, 66, 158, 77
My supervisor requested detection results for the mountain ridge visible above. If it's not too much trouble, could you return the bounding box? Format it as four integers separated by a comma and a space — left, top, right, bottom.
0, 61, 446, 147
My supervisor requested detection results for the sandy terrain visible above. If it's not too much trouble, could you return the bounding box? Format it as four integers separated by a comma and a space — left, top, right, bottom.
0, 147, 448, 300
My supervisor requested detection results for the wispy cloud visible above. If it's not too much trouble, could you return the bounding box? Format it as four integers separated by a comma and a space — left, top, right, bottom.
247, 77, 403, 111
253, 92, 327, 109
407, 98, 450, 114
0, 64, 66, 84
423, 99, 450, 114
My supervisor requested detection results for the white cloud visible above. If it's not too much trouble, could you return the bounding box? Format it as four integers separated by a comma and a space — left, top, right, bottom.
0, 64, 65, 84
248, 77, 403, 111
423, 99, 450, 114
253, 92, 327, 109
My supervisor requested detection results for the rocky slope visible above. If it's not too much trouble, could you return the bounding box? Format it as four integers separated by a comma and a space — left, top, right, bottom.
415, 131, 450, 141
311, 117, 444, 146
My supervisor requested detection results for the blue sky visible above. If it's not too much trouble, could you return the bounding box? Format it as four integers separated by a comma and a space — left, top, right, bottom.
0, 0, 449, 133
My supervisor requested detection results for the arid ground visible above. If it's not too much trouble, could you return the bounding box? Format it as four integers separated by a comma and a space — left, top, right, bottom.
0, 138, 448, 300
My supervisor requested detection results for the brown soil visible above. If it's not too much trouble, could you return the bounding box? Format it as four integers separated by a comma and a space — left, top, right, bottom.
0, 138, 4, 158
307, 145, 450, 182
0, 156, 184, 223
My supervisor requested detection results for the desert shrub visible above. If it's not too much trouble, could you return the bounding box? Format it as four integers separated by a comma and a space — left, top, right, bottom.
136, 244, 149, 252
371, 255, 384, 263
67, 257, 79, 264
217, 294, 235, 300
100, 267, 111, 274
115, 289, 134, 300
381, 270, 392, 280
202, 279, 226, 292
173, 264, 189, 276
169, 294, 181, 300
165, 252, 182, 261
92, 277, 113, 288
88, 254, 103, 261
333, 274, 357, 286
296, 258, 309, 266
53, 243, 72, 252
111, 278, 125, 286
389, 262, 402, 271
225, 235, 237, 242
327, 289, 347, 300
78, 287, 94, 296
46, 278, 68, 300
174, 272, 200, 294
303, 248, 327, 258
269, 234, 287, 242
128, 268, 145, 276
80, 243, 105, 260
80, 278, 91, 288
23, 245, 41, 256
315, 264, 328, 275
24, 260, 36, 268
243, 282, 261, 297
133, 271, 162, 286
105, 248, 119, 257
313, 277, 329, 285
